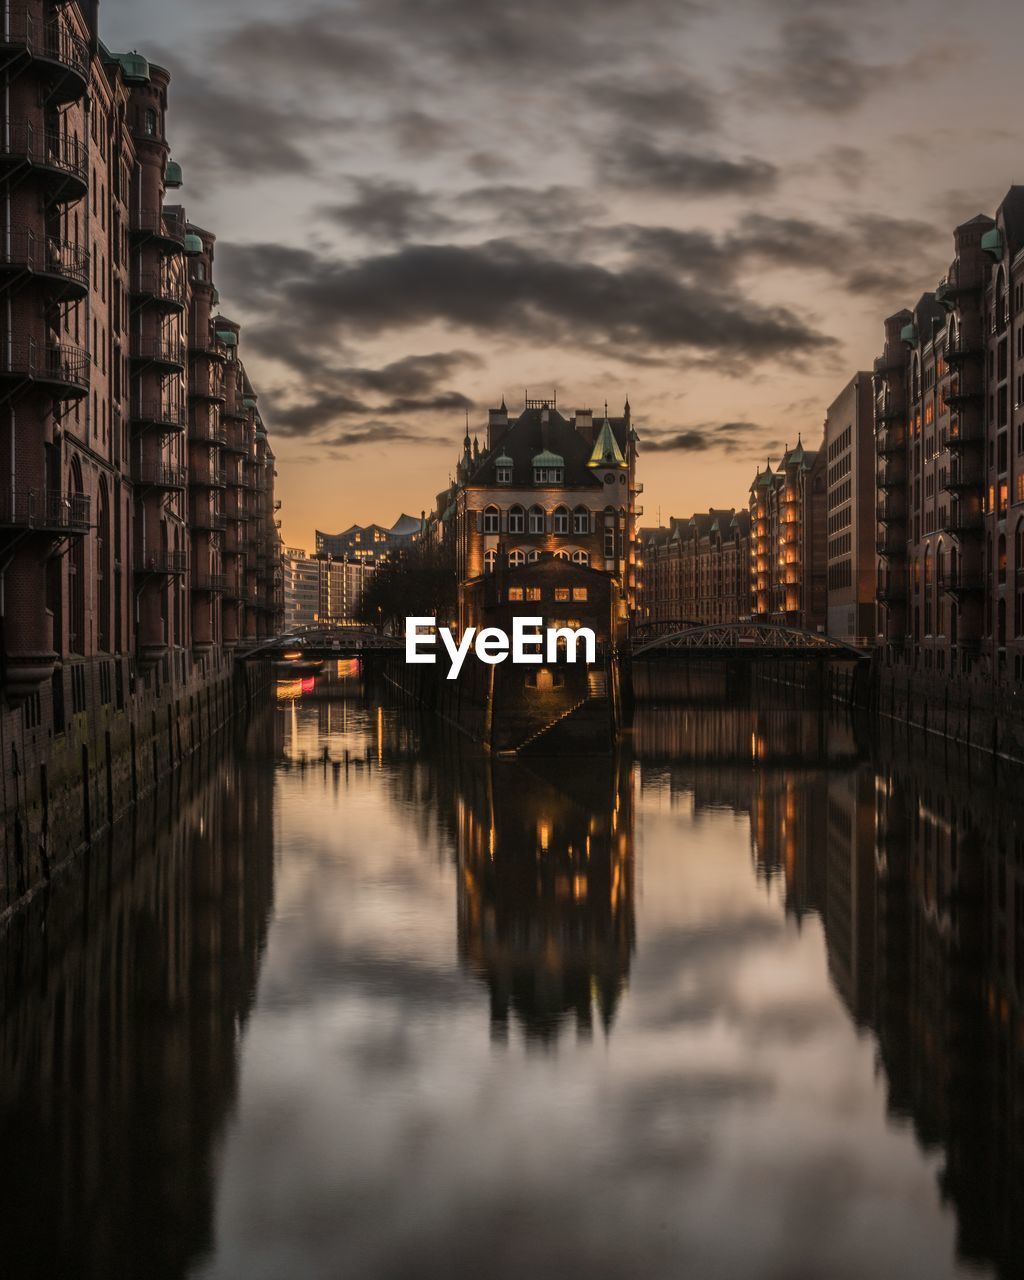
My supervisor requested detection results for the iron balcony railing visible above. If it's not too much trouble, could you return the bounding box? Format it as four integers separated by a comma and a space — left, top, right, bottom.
0, 122, 88, 185
0, 487, 89, 531
876, 532, 906, 557
943, 336, 983, 362
131, 207, 187, 246
131, 459, 188, 489
131, 270, 188, 309
0, 10, 89, 81
942, 510, 984, 536
135, 550, 188, 576
0, 226, 89, 289
132, 335, 186, 368
131, 399, 187, 429
939, 570, 985, 594
189, 418, 228, 444
876, 499, 905, 523
190, 505, 227, 531
191, 573, 226, 593
876, 426, 906, 456
0, 338, 89, 391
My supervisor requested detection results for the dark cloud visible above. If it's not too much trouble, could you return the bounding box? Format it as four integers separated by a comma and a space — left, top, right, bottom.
601, 135, 779, 196
643, 422, 770, 453
590, 76, 720, 134
323, 180, 459, 242
218, 238, 834, 370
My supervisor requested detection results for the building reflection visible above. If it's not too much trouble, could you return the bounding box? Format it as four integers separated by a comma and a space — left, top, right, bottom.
0, 712, 277, 1280
448, 752, 635, 1046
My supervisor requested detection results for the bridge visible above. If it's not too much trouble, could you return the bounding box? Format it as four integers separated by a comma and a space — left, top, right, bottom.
242, 627, 405, 660
631, 622, 867, 661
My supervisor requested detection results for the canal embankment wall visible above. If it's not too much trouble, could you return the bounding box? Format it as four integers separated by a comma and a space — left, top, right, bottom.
0, 654, 273, 922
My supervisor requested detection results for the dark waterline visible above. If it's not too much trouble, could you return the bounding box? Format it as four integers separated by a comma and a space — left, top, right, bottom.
1, 668, 1020, 1280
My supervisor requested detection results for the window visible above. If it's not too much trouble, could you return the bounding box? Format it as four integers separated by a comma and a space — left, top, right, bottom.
526, 587, 542, 601
604, 526, 616, 559
534, 467, 564, 484
509, 549, 525, 566
527, 549, 540, 562
484, 549, 497, 573
555, 587, 570, 601
144, 108, 158, 136
528, 505, 545, 534
573, 507, 589, 534
572, 550, 589, 566
554, 506, 569, 534
554, 549, 570, 560
496, 465, 512, 484
508, 587, 524, 601
572, 588, 588, 602
508, 505, 525, 533
483, 506, 499, 534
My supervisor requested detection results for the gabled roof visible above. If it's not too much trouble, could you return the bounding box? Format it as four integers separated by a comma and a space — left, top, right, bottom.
588, 416, 627, 469
464, 405, 629, 489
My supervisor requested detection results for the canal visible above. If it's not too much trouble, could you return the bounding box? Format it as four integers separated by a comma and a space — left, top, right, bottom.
0, 664, 1020, 1279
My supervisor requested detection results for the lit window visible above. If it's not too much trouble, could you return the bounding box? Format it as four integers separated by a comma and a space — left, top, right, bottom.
508, 587, 524, 601
572, 588, 588, 602
555, 587, 570, 601
526, 587, 542, 601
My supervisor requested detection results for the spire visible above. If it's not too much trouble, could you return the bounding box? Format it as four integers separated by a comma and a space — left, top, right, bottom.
588, 414, 626, 469
500, 394, 507, 413
463, 410, 471, 453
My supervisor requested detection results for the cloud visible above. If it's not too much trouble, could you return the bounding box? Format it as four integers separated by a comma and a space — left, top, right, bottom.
642, 421, 771, 453
218, 238, 833, 366
589, 75, 720, 134
323, 180, 459, 242
601, 135, 779, 196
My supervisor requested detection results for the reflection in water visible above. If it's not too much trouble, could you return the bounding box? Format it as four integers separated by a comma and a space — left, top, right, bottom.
0, 674, 1022, 1279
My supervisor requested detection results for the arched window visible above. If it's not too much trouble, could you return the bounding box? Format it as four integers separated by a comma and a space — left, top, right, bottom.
484, 548, 497, 573
483, 505, 499, 534
573, 506, 589, 534
554, 549, 570, 561
508, 505, 525, 534
527, 549, 540, 562
509, 549, 526, 567
528, 505, 545, 534
144, 108, 158, 137
553, 505, 569, 534
572, 550, 589, 566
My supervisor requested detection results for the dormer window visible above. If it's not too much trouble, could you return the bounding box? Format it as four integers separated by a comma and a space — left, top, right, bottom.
534, 466, 563, 485
496, 465, 512, 484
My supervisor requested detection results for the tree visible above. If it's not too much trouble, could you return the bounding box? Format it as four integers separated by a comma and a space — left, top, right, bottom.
357, 541, 457, 633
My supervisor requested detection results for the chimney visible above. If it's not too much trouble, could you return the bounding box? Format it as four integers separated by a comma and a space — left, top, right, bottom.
575, 408, 595, 446
487, 403, 508, 450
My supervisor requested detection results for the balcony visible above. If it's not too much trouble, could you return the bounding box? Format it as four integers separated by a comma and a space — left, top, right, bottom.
876, 426, 906, 456
942, 509, 984, 536
942, 467, 982, 494
191, 573, 226, 593
131, 271, 188, 312
944, 384, 984, 410
192, 506, 227, 531
190, 464, 227, 489
876, 578, 907, 603
135, 550, 188, 577
131, 459, 187, 490
131, 208, 187, 252
946, 420, 985, 449
0, 122, 88, 199
0, 11, 90, 102
189, 417, 228, 445
0, 227, 89, 299
877, 460, 906, 491
131, 399, 187, 431
876, 531, 906, 557
0, 339, 89, 398
872, 351, 904, 375
939, 570, 985, 595
132, 336, 186, 371
943, 335, 983, 363
0, 488, 89, 534
876, 499, 905, 523
875, 403, 905, 426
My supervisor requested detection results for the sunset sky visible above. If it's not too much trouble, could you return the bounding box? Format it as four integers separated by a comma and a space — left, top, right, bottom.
104, 0, 1022, 551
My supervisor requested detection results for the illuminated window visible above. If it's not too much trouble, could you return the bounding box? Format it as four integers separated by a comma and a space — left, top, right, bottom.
508, 587, 524, 601
526, 587, 542, 601
572, 588, 588, 601
555, 587, 570, 601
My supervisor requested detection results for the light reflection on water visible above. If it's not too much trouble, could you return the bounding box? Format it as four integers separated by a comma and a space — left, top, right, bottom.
1, 669, 1021, 1280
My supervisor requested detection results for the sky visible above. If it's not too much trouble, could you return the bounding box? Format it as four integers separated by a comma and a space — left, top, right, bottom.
103, 0, 1024, 551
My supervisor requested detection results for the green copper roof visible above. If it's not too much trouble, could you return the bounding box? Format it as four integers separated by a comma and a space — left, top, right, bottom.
242, 397, 258, 409
495, 452, 513, 467
753, 465, 774, 490
532, 449, 564, 468
117, 52, 150, 84
183, 233, 204, 256
216, 330, 238, 347
164, 160, 183, 189
588, 417, 626, 468
981, 227, 1004, 261
900, 322, 918, 345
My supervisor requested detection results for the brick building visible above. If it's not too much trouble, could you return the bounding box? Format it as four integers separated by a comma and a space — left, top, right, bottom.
641, 508, 750, 628
873, 187, 1024, 682
442, 397, 642, 633
824, 373, 876, 645
0, 9, 282, 727
749, 439, 827, 632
